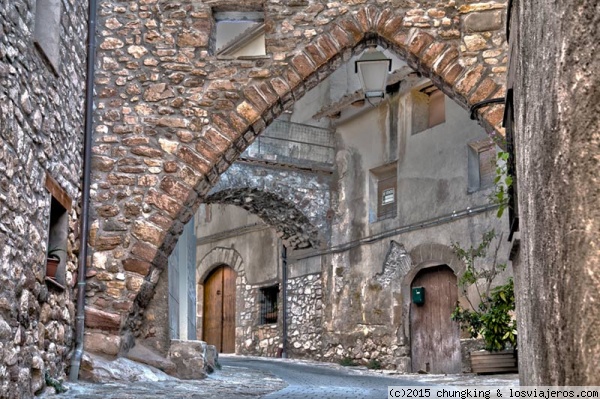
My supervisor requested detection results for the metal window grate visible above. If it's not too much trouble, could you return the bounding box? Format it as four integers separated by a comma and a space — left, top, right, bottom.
242, 120, 336, 169
259, 285, 279, 325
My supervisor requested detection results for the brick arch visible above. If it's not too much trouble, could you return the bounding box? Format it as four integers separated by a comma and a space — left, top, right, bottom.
89, 1, 507, 354
205, 188, 323, 250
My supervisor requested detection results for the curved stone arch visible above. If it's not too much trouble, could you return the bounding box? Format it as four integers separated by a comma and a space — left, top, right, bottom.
208, 162, 333, 245
205, 186, 325, 250
89, 2, 507, 353
400, 242, 465, 366
196, 246, 244, 285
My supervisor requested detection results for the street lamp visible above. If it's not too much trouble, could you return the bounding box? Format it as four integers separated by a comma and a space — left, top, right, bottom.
355, 48, 392, 99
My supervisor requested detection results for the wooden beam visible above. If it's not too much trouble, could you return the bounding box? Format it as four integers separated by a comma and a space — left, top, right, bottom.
45, 172, 72, 211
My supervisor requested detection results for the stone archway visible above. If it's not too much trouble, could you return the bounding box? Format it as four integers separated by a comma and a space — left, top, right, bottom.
206, 188, 323, 250
88, 2, 507, 353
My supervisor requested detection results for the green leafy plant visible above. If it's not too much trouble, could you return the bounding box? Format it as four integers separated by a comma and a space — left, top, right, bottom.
450, 230, 517, 352
47, 246, 65, 260
44, 371, 67, 394
366, 358, 381, 370
339, 356, 357, 367
487, 133, 513, 219
490, 150, 512, 218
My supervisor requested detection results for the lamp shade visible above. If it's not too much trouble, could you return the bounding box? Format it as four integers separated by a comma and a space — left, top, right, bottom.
355, 50, 392, 98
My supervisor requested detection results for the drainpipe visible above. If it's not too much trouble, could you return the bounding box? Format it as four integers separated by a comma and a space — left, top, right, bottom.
69, 0, 98, 382
281, 245, 288, 358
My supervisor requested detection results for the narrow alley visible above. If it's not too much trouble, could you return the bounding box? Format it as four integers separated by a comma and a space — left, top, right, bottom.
49, 356, 518, 399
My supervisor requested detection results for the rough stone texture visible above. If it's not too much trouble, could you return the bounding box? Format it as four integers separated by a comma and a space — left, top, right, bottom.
207, 162, 334, 249
510, 0, 600, 386
87, 0, 509, 349
286, 273, 323, 359
79, 352, 176, 383
0, 0, 87, 396
167, 339, 216, 380
236, 275, 283, 358
126, 343, 177, 375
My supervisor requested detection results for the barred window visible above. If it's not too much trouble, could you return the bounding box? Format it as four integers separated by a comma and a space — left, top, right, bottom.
259, 285, 279, 325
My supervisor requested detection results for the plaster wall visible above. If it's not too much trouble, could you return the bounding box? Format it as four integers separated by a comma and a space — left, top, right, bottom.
196, 204, 280, 285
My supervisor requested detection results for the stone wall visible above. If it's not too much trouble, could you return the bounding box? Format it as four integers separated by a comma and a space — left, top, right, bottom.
0, 0, 88, 396
236, 277, 282, 357
87, 0, 509, 346
510, 0, 600, 385
287, 273, 323, 359
207, 162, 334, 249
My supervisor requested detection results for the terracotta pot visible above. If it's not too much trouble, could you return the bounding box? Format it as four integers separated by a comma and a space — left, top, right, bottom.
46, 258, 59, 279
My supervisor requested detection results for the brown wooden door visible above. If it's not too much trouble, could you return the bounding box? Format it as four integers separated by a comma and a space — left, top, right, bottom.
203, 265, 236, 353
410, 265, 461, 373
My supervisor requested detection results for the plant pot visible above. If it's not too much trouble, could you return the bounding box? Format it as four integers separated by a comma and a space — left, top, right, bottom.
470, 349, 518, 374
46, 258, 59, 279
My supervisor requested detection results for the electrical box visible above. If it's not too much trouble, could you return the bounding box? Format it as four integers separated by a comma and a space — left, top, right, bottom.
412, 287, 425, 305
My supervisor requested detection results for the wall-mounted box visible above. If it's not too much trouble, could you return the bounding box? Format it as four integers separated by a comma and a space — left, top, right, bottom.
412, 286, 425, 305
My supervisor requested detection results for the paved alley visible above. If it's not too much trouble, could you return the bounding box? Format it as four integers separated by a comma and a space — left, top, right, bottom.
221, 356, 426, 399
47, 355, 518, 399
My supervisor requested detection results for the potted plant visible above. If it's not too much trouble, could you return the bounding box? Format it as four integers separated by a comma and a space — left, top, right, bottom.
46, 247, 65, 280
450, 230, 518, 374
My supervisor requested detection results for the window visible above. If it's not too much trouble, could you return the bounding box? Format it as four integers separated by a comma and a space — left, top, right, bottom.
370, 163, 398, 222
45, 173, 71, 288
411, 85, 446, 134
259, 285, 279, 325
214, 11, 266, 57
468, 139, 496, 192
34, 0, 62, 72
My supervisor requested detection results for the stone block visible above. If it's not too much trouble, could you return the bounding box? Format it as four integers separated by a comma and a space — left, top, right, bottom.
167, 340, 217, 380
83, 332, 121, 356
127, 343, 177, 375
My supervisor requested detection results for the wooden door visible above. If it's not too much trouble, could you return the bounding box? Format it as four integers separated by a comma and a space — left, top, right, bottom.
203, 265, 236, 353
410, 265, 461, 373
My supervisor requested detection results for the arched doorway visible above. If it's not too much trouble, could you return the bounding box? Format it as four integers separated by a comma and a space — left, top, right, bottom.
409, 264, 461, 373
203, 265, 237, 353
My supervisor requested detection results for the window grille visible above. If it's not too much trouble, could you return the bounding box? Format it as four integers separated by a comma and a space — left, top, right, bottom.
259, 285, 279, 325
377, 175, 397, 220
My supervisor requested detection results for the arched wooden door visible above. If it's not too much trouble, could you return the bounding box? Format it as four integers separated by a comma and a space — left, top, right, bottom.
203, 265, 236, 353
410, 265, 461, 373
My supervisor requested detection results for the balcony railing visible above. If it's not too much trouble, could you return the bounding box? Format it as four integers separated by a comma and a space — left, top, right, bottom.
240, 120, 336, 170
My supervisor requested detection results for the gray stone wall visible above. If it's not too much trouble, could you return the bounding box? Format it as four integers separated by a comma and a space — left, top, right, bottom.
86, 0, 509, 345
237, 277, 282, 357
207, 162, 334, 249
510, 0, 600, 385
0, 0, 88, 396
287, 273, 323, 359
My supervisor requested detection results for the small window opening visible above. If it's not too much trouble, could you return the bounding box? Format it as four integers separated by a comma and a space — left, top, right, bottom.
468, 139, 496, 192
34, 0, 62, 72
411, 85, 446, 134
259, 285, 279, 325
45, 173, 71, 288
214, 11, 266, 57
370, 162, 398, 222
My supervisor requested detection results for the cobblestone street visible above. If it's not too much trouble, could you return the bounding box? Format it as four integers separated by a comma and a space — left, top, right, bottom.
45, 356, 518, 398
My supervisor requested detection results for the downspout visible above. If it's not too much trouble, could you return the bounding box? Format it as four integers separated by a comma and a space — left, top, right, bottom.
281, 245, 288, 358
69, 0, 98, 381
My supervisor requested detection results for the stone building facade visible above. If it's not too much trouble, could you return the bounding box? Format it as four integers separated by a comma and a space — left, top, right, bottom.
86, 0, 510, 359
8, 0, 599, 393
0, 0, 88, 397
189, 52, 511, 372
